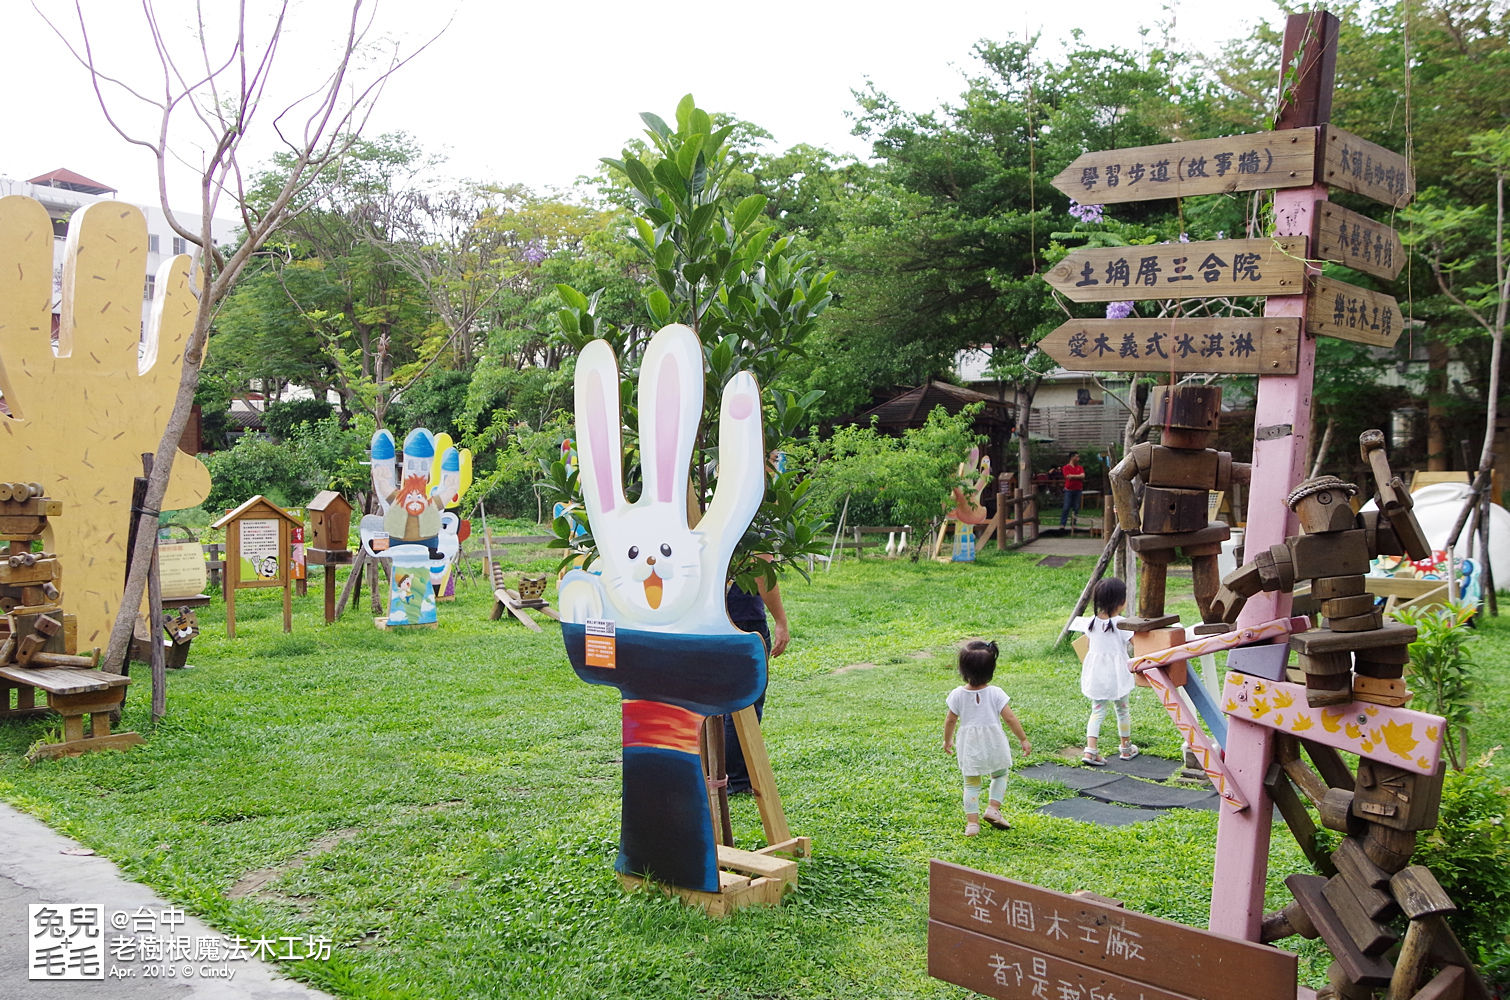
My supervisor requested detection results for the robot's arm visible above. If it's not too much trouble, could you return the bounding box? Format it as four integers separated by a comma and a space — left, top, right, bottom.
1109, 442, 1152, 533
1209, 543, 1296, 624
1359, 430, 1431, 561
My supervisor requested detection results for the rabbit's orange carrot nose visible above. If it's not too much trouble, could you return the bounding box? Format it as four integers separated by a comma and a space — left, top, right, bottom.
643, 575, 664, 609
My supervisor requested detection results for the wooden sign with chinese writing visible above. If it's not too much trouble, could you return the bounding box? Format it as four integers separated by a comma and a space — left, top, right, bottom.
1323, 125, 1415, 208
1306, 275, 1404, 348
1314, 203, 1403, 281
1044, 237, 1307, 302
1041, 318, 1301, 375
1052, 129, 1316, 205
928, 861, 1296, 1000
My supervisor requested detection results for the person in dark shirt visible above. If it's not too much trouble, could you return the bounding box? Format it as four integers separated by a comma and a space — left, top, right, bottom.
723, 573, 789, 793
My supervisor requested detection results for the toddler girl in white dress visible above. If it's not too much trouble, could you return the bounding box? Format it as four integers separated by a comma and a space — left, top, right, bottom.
943, 639, 1032, 836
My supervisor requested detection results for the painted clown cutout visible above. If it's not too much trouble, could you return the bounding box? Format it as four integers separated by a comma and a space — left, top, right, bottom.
558, 324, 768, 893
359, 428, 471, 626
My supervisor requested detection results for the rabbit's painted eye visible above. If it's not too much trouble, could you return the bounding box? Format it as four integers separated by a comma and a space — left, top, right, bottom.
660, 543, 672, 557
627, 546, 639, 561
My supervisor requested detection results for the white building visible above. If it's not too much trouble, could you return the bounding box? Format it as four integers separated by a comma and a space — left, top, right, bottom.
0, 167, 238, 331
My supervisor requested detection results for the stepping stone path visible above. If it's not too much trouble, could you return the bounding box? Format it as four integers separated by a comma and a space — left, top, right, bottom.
1018, 755, 1218, 826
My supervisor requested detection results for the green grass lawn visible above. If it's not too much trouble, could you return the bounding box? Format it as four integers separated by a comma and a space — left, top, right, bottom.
2, 543, 1506, 999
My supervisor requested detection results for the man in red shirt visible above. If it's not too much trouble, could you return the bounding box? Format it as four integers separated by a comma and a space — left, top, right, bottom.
1060, 452, 1085, 528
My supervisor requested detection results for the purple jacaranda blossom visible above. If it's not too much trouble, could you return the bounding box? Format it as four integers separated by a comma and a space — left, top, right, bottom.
1067, 200, 1105, 224
1105, 300, 1135, 319
521, 240, 548, 265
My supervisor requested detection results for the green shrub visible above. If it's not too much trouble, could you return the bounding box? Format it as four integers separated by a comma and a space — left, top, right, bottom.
261, 397, 334, 441
1394, 601, 1479, 770
1412, 749, 1510, 987
203, 434, 321, 511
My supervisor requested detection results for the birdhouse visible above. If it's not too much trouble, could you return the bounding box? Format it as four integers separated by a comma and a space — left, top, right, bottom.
307, 491, 354, 552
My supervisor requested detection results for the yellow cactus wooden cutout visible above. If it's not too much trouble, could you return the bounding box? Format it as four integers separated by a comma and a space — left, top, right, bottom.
0, 196, 210, 648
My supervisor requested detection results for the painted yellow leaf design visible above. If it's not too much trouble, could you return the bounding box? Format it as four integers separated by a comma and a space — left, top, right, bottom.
1274, 688, 1295, 709
1380, 720, 1419, 757
1417, 756, 1431, 770
1345, 722, 1362, 740
1426, 725, 1440, 742
1225, 699, 1239, 713
1251, 699, 1271, 718
1293, 714, 1314, 731
1274, 714, 1284, 728
1361, 738, 1375, 753
1321, 711, 1344, 733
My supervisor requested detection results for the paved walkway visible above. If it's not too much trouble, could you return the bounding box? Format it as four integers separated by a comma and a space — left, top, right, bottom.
1020, 753, 1218, 826
0, 803, 333, 999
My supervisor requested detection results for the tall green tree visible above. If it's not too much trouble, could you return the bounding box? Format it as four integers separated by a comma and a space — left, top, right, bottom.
814, 37, 1195, 483
550, 96, 834, 590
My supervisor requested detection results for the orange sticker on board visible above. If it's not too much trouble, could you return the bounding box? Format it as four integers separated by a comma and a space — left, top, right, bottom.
585, 619, 616, 668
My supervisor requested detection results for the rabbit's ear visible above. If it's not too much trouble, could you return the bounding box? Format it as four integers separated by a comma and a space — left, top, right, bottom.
575, 339, 625, 515
638, 325, 703, 511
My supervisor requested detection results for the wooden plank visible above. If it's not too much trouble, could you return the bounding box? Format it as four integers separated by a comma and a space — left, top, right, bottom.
1041, 318, 1300, 375
1222, 674, 1443, 774
1052, 129, 1317, 204
716, 844, 797, 881
0, 665, 128, 695
929, 862, 1295, 1000
731, 706, 793, 847
1307, 275, 1403, 348
1287, 874, 1394, 987
1322, 125, 1415, 208
26, 731, 144, 761
1314, 203, 1404, 281
1044, 238, 1307, 302
930, 920, 1201, 1000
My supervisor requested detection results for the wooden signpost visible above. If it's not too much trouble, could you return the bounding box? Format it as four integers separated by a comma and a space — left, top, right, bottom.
1052, 129, 1317, 204
1040, 318, 1301, 375
1306, 274, 1404, 348
1314, 203, 1404, 281
211, 496, 301, 638
1323, 125, 1416, 209
1044, 237, 1307, 302
928, 861, 1296, 1000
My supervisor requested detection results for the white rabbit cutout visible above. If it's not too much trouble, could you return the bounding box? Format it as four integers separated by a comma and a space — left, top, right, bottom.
559, 324, 765, 634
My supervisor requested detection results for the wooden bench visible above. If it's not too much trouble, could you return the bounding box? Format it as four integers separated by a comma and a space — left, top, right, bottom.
0, 664, 142, 761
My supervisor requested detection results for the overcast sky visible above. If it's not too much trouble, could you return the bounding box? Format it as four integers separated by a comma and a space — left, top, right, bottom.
5, 0, 1282, 210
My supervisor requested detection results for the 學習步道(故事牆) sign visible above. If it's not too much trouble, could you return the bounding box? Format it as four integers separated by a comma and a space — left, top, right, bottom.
1041, 318, 1301, 375
1306, 275, 1404, 349
1052, 129, 1317, 205
927, 861, 1297, 1000
1043, 237, 1307, 302
1323, 125, 1415, 209
1314, 203, 1404, 281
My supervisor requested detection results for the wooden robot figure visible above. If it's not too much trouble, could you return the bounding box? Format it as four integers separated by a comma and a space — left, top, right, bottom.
1210, 430, 1431, 707
1109, 384, 1251, 635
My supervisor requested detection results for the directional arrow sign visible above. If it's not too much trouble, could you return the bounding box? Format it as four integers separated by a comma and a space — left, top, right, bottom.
1314, 203, 1404, 281
1044, 237, 1307, 302
1052, 129, 1316, 205
1307, 275, 1404, 348
1041, 318, 1301, 375
1323, 125, 1414, 208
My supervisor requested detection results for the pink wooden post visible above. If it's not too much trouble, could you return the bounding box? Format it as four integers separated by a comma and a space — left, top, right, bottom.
1208, 10, 1339, 940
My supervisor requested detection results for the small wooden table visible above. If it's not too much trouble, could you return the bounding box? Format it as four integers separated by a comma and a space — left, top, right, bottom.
0, 664, 141, 760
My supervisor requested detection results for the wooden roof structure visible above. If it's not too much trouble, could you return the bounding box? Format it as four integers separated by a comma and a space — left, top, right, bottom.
852, 380, 1015, 431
